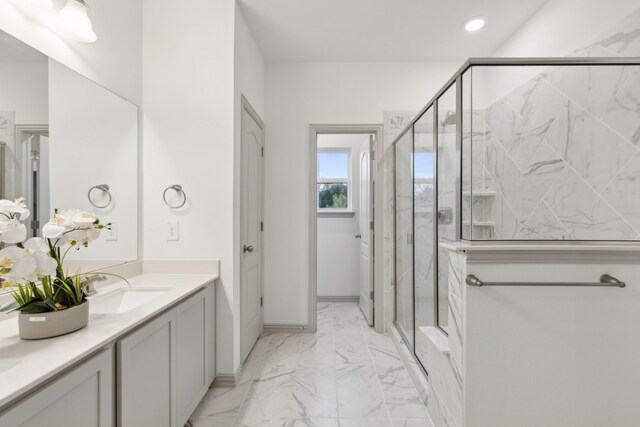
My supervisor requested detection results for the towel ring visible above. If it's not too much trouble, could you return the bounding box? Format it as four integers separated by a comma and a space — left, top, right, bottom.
87, 184, 112, 209
163, 184, 187, 209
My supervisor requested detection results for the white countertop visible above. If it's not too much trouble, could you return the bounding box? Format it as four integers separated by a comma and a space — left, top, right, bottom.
0, 273, 217, 411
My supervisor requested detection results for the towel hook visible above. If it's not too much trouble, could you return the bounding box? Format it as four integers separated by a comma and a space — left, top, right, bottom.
163, 184, 187, 209
87, 184, 112, 209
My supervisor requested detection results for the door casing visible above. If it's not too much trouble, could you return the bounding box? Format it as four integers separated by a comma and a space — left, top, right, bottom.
309, 124, 384, 333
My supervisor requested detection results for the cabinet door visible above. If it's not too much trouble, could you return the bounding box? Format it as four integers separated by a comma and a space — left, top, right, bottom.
176, 289, 208, 426
118, 310, 176, 427
0, 348, 114, 427
205, 282, 216, 386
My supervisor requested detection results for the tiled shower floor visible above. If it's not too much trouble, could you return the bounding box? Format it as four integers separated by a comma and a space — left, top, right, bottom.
189, 302, 434, 427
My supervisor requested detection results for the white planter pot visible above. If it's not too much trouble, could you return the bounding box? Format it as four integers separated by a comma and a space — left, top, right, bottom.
18, 301, 89, 340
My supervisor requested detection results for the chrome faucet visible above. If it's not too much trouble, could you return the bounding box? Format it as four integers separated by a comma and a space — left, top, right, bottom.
82, 275, 108, 296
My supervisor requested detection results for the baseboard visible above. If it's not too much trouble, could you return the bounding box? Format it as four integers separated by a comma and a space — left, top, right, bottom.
317, 295, 359, 302
212, 364, 242, 388
212, 374, 235, 388
263, 324, 307, 333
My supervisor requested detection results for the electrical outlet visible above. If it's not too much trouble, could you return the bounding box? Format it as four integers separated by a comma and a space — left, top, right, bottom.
105, 222, 118, 241
166, 221, 179, 241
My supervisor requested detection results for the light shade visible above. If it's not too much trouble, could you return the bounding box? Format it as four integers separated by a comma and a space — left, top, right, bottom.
464, 17, 486, 32
24, 0, 53, 9
58, 0, 97, 43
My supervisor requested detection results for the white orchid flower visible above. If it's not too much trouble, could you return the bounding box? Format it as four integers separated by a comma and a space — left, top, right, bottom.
31, 253, 57, 278
66, 228, 100, 246
42, 221, 66, 239
0, 219, 27, 244
23, 237, 50, 254
0, 246, 37, 283
0, 198, 30, 221
71, 210, 98, 225
0, 246, 24, 273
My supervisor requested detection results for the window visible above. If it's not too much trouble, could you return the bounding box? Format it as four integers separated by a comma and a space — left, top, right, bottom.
317, 149, 351, 210
414, 151, 434, 210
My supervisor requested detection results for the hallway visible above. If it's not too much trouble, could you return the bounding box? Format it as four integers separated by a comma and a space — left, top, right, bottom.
191, 303, 432, 427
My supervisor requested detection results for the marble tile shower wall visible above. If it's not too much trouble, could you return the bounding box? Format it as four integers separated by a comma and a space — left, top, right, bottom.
475, 8, 640, 241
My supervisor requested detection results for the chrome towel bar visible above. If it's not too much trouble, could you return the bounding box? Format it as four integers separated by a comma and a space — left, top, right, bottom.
465, 274, 625, 288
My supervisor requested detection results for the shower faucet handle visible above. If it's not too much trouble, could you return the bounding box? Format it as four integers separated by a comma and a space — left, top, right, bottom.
437, 207, 453, 224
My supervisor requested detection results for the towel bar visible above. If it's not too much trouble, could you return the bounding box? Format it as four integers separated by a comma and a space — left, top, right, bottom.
465, 274, 625, 288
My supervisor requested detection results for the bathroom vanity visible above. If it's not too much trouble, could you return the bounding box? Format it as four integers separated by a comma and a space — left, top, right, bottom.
0, 271, 217, 427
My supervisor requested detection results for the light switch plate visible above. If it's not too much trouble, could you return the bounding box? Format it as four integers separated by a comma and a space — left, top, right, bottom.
105, 222, 118, 241
166, 221, 179, 241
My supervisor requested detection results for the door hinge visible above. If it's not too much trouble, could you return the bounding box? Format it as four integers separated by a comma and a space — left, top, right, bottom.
261, 221, 264, 232
371, 151, 375, 160
261, 147, 264, 157
260, 296, 263, 307
370, 221, 374, 230
370, 291, 374, 300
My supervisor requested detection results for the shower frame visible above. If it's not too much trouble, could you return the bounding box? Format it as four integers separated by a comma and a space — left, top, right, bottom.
392, 57, 640, 376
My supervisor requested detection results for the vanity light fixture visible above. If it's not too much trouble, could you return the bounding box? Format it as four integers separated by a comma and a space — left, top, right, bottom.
58, 0, 97, 43
464, 17, 486, 32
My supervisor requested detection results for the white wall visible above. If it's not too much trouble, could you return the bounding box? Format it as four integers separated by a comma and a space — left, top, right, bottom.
491, 0, 640, 58
0, 63, 48, 125
143, 0, 265, 376
0, 0, 142, 105
264, 61, 460, 325
317, 133, 369, 298
142, 0, 237, 374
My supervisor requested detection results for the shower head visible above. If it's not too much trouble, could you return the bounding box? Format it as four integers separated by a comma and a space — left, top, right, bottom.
441, 111, 457, 127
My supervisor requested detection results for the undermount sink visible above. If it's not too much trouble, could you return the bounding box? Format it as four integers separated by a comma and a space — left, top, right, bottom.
89, 288, 170, 314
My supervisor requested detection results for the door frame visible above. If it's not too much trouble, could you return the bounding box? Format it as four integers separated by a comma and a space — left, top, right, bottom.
14, 125, 49, 201
239, 95, 265, 362
308, 124, 384, 333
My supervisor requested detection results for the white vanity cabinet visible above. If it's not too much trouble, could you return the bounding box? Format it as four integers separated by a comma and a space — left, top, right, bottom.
0, 348, 114, 427
118, 285, 215, 427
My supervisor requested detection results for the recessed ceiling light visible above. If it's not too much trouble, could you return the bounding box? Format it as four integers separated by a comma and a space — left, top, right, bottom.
464, 17, 486, 32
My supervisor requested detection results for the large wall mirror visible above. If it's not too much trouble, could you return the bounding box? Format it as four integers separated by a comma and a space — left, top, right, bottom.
0, 30, 138, 267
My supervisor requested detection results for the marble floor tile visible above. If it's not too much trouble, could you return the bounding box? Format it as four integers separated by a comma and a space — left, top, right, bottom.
188, 303, 432, 427
391, 419, 435, 427
335, 334, 373, 366
192, 382, 252, 418
285, 419, 339, 427
235, 420, 289, 427
336, 364, 388, 418
190, 417, 237, 427
339, 419, 393, 427
376, 364, 428, 419
290, 367, 338, 418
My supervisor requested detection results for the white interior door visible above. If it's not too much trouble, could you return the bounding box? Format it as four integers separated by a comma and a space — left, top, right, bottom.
241, 104, 264, 362
359, 137, 374, 325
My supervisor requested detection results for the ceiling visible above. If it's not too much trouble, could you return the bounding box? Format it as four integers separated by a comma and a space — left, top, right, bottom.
238, 0, 549, 62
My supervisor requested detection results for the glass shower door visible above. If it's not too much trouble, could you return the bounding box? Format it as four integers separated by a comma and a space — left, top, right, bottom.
436, 84, 458, 333
395, 129, 414, 347
413, 108, 436, 367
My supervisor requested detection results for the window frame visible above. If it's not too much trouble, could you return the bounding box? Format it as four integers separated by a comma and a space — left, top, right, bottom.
316, 147, 352, 212
413, 149, 435, 213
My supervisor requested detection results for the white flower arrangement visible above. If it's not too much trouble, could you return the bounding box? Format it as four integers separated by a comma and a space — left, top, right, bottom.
0, 198, 110, 313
